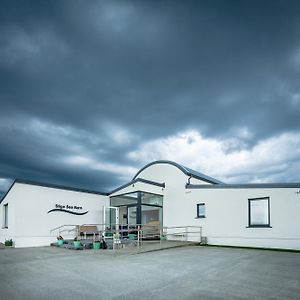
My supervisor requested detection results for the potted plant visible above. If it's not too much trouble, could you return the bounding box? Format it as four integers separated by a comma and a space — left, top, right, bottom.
93, 239, 101, 250
160, 234, 167, 241
73, 237, 81, 249
57, 235, 64, 246
5, 239, 13, 247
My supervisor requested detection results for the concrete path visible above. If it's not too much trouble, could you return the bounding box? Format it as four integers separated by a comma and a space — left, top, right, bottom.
0, 246, 299, 300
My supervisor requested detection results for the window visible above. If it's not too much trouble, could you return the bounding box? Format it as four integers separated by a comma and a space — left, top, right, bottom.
248, 197, 270, 227
3, 204, 8, 228
110, 192, 139, 206
110, 191, 163, 226
141, 193, 163, 206
197, 203, 206, 218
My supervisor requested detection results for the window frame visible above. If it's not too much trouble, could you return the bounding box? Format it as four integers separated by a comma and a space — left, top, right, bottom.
3, 203, 8, 229
196, 203, 206, 219
248, 197, 271, 228
110, 191, 163, 226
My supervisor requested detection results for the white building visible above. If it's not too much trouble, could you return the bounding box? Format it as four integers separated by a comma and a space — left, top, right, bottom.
0, 180, 109, 247
1, 160, 300, 250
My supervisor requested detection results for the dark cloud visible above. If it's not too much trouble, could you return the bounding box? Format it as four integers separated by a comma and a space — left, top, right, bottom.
1, 0, 300, 195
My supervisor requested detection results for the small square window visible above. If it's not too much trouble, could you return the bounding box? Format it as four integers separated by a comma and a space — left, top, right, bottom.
197, 203, 205, 218
248, 197, 270, 227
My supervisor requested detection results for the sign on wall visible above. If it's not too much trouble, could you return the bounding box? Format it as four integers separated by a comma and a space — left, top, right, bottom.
47, 204, 89, 215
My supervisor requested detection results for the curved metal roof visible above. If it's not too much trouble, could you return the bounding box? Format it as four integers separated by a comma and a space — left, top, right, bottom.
132, 160, 223, 184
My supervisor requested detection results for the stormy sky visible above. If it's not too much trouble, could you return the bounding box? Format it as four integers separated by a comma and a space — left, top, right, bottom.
1, 0, 300, 196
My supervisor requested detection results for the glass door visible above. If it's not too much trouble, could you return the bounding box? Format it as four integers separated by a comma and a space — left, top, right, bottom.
118, 206, 128, 226
128, 206, 137, 225
103, 206, 119, 230
141, 205, 162, 227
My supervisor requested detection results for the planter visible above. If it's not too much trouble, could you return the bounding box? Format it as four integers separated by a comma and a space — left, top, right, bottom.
73, 241, 81, 249
93, 242, 101, 250
57, 239, 64, 246
160, 235, 166, 241
128, 234, 136, 240
5, 239, 13, 247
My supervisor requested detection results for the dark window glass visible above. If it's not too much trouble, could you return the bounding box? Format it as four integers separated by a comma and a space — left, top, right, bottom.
3, 204, 8, 228
248, 197, 270, 227
197, 203, 205, 218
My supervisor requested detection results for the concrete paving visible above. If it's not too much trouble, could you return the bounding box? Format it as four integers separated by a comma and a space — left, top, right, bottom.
0, 245, 299, 300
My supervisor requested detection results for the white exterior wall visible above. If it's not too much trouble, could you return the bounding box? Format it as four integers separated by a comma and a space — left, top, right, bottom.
120, 163, 300, 250
134, 164, 210, 228
0, 189, 16, 245
0, 183, 109, 247
172, 188, 300, 250
134, 163, 207, 187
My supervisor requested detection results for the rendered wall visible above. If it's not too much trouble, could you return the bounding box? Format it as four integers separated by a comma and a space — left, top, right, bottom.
120, 163, 300, 250
134, 163, 209, 228
0, 188, 16, 245
134, 163, 209, 187
0, 183, 109, 247
167, 187, 300, 250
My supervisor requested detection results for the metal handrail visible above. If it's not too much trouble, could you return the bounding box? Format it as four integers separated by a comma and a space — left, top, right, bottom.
50, 224, 202, 256
50, 223, 202, 244
50, 223, 202, 232
50, 224, 78, 234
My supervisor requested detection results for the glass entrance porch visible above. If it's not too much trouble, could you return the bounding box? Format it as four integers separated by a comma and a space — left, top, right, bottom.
110, 191, 163, 227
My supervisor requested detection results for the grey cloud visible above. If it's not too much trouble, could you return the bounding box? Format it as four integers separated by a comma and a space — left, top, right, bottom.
1, 0, 300, 195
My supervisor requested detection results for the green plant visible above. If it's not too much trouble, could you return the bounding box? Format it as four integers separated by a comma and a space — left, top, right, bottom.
5, 239, 13, 247
93, 240, 101, 250
73, 236, 81, 249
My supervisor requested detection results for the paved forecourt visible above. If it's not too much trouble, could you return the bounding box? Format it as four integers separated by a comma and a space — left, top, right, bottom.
0, 245, 299, 300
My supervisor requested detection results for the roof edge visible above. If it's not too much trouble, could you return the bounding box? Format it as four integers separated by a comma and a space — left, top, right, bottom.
109, 178, 165, 195
186, 183, 300, 189
0, 180, 16, 204
133, 160, 223, 184
0, 179, 108, 203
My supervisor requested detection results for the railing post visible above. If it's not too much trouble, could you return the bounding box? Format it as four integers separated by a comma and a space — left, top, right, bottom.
185, 227, 188, 243
200, 226, 202, 243
137, 225, 140, 253
113, 232, 115, 256
160, 227, 162, 249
